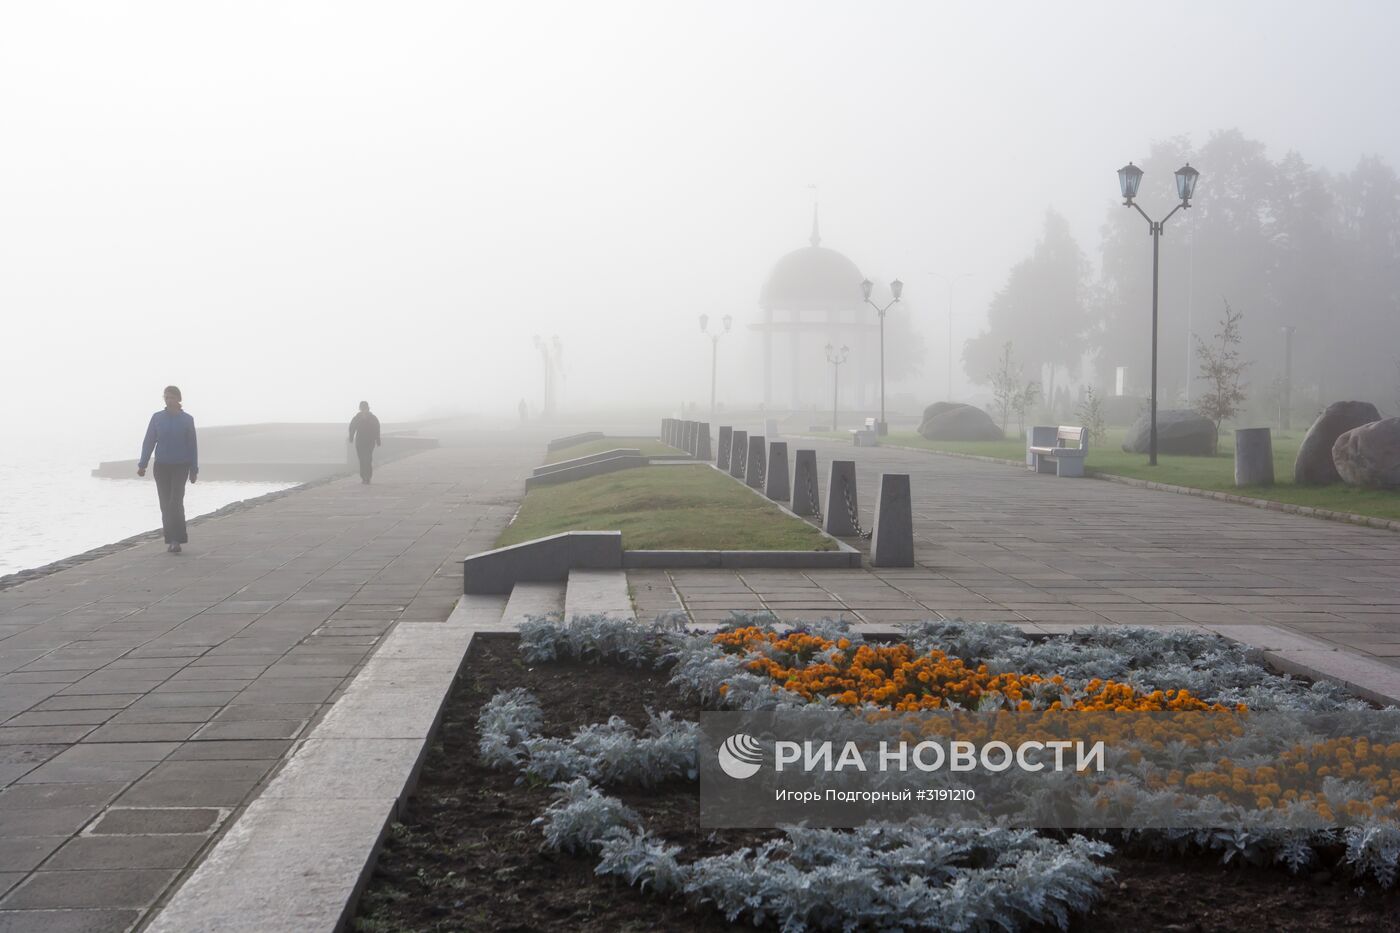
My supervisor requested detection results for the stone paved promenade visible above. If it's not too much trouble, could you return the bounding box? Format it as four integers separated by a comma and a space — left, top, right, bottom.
634, 437, 1400, 665
0, 432, 538, 932
5, 425, 1400, 931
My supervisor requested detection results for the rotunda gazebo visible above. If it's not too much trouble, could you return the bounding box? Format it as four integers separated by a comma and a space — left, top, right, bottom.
755, 208, 875, 410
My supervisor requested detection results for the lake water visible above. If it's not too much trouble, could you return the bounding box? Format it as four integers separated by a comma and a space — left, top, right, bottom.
0, 427, 293, 578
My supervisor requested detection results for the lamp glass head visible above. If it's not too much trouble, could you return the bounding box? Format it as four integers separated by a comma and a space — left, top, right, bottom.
890, 278, 904, 300
722, 314, 733, 331
1175, 163, 1200, 202
699, 314, 709, 332
1117, 161, 1144, 200
861, 278, 874, 300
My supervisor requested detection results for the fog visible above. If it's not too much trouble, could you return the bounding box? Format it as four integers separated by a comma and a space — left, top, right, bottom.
4, 0, 1398, 440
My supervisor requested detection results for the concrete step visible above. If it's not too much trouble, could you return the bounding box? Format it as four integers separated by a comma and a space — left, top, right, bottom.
501, 581, 566, 628
564, 569, 635, 621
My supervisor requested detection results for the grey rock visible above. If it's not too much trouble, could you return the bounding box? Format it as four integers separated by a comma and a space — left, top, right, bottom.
1120, 409, 1216, 455
1333, 417, 1400, 489
917, 402, 1003, 441
1295, 401, 1382, 485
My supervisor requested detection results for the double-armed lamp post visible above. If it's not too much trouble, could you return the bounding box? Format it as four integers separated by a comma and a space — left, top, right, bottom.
825, 343, 849, 432
860, 277, 904, 435
1117, 160, 1201, 466
698, 313, 732, 423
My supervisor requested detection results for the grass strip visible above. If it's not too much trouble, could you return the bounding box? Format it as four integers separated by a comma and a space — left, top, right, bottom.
496, 464, 837, 551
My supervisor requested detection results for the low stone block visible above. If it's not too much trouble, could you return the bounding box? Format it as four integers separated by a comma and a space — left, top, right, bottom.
531, 448, 642, 477
462, 532, 623, 594
716, 426, 732, 470
524, 454, 647, 488
766, 442, 790, 501
791, 450, 820, 516
546, 431, 603, 453
870, 473, 914, 567
142, 797, 394, 933
823, 460, 859, 536
696, 423, 712, 461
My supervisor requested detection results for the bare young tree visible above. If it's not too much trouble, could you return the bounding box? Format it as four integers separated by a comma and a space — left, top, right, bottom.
1194, 301, 1250, 455
990, 341, 1018, 436
1075, 386, 1108, 446
990, 342, 1041, 437
1011, 381, 1040, 436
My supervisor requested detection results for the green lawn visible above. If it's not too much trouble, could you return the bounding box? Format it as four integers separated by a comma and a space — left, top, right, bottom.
496, 464, 838, 550
544, 436, 678, 464
810, 428, 1400, 523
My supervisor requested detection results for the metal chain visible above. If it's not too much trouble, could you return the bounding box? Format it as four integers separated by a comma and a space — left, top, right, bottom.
805, 466, 823, 523
754, 455, 766, 490
842, 475, 872, 539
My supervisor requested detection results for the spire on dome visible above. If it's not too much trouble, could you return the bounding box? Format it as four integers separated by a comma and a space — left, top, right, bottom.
809, 203, 821, 248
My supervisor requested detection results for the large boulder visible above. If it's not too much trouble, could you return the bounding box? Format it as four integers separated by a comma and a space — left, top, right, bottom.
1332, 417, 1400, 489
918, 402, 1003, 441
1294, 401, 1382, 485
1120, 409, 1216, 455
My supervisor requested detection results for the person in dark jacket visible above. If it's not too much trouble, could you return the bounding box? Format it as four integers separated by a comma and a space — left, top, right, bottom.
348, 401, 382, 484
137, 385, 198, 553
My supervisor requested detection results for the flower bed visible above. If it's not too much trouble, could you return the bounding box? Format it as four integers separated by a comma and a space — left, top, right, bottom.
353, 619, 1400, 933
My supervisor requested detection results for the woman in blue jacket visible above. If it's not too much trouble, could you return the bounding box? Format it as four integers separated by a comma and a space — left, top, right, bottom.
137, 386, 199, 553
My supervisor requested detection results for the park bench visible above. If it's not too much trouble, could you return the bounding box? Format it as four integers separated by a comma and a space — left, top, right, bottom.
1028, 425, 1088, 477
850, 417, 879, 447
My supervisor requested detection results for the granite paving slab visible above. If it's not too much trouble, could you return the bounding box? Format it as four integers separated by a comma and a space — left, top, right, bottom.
0, 428, 539, 931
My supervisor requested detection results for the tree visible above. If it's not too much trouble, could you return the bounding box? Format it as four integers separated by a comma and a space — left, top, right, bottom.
1011, 381, 1040, 436
1194, 301, 1250, 454
1075, 387, 1107, 446
990, 341, 1039, 437
964, 210, 1091, 401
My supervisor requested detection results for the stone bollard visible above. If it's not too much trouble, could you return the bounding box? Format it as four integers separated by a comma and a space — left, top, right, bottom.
765, 441, 790, 501
870, 473, 914, 567
1235, 428, 1275, 487
697, 423, 712, 461
663, 418, 674, 446
683, 421, 695, 457
745, 435, 767, 489
729, 430, 748, 479
823, 460, 859, 536
688, 421, 701, 458
791, 449, 820, 516
717, 426, 733, 470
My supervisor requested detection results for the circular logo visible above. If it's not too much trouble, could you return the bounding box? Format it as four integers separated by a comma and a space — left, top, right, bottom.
718, 733, 763, 780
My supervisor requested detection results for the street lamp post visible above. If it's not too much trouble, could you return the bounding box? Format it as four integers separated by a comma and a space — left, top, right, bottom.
929, 271, 971, 400
825, 343, 849, 432
1117, 160, 1201, 466
698, 314, 733, 423
531, 335, 551, 416
532, 334, 564, 417
860, 277, 904, 435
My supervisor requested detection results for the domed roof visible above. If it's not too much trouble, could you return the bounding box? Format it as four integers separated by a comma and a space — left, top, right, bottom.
759, 209, 864, 312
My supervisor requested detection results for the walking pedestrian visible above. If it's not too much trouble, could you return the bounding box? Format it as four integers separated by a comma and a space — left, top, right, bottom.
137, 385, 198, 554
348, 401, 381, 484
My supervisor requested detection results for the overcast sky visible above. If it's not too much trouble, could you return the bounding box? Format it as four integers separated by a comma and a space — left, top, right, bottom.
3, 0, 1397, 436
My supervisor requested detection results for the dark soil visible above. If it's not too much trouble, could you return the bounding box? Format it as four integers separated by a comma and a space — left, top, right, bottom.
352, 635, 1400, 933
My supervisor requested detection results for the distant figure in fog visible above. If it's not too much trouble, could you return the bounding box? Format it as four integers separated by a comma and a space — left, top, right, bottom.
518, 398, 528, 424
348, 401, 381, 484
137, 385, 198, 554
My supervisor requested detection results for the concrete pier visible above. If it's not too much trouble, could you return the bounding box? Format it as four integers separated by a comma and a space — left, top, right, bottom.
729, 430, 748, 479
765, 441, 790, 501
791, 449, 820, 516
822, 459, 859, 536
